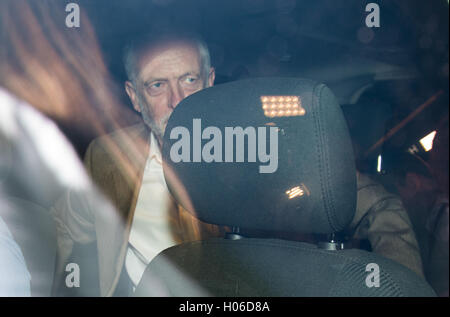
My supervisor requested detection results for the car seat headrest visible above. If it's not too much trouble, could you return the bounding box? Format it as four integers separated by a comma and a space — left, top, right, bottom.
162, 78, 356, 234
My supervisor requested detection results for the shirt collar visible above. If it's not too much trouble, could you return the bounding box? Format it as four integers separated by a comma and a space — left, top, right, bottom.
148, 132, 163, 165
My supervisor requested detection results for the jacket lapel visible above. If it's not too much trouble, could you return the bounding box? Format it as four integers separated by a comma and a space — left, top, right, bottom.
95, 123, 224, 296
92, 123, 150, 296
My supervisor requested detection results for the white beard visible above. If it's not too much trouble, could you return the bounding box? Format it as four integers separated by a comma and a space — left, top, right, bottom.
144, 111, 171, 141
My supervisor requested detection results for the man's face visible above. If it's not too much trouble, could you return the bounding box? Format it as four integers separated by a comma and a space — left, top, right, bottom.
125, 40, 215, 141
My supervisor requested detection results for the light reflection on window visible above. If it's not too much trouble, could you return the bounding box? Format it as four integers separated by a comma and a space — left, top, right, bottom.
419, 130, 437, 152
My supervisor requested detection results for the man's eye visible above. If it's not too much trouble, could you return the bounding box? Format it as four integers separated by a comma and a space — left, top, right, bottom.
151, 82, 163, 88
145, 82, 166, 96
185, 77, 197, 84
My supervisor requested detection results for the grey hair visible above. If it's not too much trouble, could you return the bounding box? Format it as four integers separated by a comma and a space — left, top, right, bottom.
123, 31, 211, 86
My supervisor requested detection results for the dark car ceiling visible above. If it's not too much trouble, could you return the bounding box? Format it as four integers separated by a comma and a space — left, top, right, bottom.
80, 0, 448, 156
81, 0, 448, 76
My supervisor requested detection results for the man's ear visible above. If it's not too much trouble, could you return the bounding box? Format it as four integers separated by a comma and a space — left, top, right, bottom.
207, 67, 215, 87
125, 81, 141, 113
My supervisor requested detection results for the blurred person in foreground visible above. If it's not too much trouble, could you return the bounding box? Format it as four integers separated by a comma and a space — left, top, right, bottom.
0, 0, 137, 296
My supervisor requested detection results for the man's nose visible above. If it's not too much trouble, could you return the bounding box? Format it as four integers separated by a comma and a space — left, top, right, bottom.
169, 84, 185, 110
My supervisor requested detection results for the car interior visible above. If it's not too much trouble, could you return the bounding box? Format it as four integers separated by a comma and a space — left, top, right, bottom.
0, 0, 448, 298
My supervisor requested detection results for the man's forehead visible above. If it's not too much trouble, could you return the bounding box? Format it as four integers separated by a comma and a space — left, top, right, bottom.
135, 40, 201, 79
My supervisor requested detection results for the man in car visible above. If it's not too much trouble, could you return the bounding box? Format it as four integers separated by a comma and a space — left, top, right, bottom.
53, 30, 222, 296
53, 30, 424, 297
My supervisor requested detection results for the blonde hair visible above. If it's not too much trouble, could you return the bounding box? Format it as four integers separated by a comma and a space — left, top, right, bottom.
0, 0, 138, 137
0, 0, 143, 185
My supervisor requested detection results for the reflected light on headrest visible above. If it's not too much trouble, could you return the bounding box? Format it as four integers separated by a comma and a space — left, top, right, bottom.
261, 96, 306, 118
286, 184, 310, 199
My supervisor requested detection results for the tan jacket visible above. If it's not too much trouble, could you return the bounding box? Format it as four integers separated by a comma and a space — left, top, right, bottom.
53, 123, 223, 296
53, 123, 423, 296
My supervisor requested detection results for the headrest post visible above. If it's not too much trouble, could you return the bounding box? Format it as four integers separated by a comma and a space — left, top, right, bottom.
225, 226, 245, 240
317, 233, 345, 250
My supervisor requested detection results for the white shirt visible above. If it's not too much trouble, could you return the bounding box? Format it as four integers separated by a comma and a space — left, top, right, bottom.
125, 132, 184, 288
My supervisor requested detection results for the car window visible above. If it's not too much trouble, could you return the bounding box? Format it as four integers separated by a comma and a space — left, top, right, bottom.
0, 0, 448, 299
